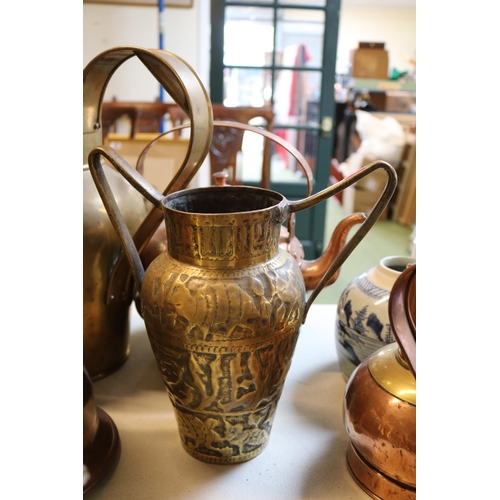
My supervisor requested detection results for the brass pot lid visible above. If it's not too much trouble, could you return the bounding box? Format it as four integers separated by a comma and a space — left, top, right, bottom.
368, 343, 416, 406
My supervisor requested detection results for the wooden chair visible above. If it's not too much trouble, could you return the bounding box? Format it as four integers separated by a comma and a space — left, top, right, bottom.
155, 103, 275, 188
101, 99, 185, 139
102, 101, 276, 188
209, 104, 274, 188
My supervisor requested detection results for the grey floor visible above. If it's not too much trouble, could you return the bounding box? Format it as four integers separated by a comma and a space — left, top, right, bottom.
313, 198, 415, 305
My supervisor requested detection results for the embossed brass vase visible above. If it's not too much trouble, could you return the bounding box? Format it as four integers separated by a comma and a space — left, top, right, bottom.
88, 145, 397, 464
344, 263, 416, 499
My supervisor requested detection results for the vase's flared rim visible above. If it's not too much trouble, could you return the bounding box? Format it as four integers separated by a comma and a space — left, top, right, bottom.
162, 185, 286, 216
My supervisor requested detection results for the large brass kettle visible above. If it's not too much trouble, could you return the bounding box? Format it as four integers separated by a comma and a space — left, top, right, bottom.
83, 46, 213, 380
344, 263, 416, 499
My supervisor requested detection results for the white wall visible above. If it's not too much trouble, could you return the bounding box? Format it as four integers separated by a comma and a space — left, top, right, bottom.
83, 2, 415, 102
83, 3, 205, 101
337, 6, 416, 76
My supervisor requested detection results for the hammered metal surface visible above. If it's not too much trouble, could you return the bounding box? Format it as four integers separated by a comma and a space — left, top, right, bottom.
141, 249, 305, 464
344, 360, 416, 487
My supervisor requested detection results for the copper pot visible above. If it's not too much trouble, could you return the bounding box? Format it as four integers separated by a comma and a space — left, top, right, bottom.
83, 368, 120, 493
343, 263, 416, 499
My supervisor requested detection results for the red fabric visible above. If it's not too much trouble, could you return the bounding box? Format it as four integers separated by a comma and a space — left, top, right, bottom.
275, 44, 311, 164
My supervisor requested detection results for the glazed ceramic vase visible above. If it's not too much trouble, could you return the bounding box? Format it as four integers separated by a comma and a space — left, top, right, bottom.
334, 255, 416, 380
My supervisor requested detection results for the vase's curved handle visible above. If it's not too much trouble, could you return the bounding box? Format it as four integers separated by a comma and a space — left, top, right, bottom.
388, 263, 416, 378
132, 121, 316, 289
286, 160, 398, 322
83, 46, 213, 304
134, 120, 315, 196
87, 145, 165, 298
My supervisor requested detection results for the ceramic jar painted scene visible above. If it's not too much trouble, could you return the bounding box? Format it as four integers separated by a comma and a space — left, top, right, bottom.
334, 255, 416, 380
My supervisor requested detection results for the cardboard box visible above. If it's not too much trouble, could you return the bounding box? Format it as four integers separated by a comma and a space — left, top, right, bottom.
383, 91, 416, 113
350, 43, 389, 79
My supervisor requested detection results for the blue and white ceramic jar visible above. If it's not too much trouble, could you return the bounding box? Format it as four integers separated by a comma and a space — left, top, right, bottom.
335, 255, 416, 380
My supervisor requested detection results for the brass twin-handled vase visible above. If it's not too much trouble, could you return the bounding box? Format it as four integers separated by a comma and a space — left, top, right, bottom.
88, 145, 397, 464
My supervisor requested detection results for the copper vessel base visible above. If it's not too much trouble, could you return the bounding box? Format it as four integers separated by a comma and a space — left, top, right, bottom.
83, 407, 121, 493
347, 442, 416, 500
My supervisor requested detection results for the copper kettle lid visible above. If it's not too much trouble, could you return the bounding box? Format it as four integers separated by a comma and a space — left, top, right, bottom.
368, 262, 416, 403
368, 343, 416, 405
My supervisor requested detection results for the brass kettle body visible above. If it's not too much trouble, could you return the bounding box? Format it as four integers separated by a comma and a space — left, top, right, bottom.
82, 46, 213, 380
83, 166, 147, 380
344, 263, 416, 500
88, 145, 396, 464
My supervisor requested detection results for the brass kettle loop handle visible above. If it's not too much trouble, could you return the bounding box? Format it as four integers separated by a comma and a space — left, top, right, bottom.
83, 45, 213, 181
87, 145, 165, 297
135, 121, 315, 197
389, 263, 416, 378
83, 46, 213, 304
287, 160, 398, 322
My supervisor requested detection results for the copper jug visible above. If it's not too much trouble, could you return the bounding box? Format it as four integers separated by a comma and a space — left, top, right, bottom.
83, 46, 213, 380
88, 145, 397, 464
344, 263, 416, 499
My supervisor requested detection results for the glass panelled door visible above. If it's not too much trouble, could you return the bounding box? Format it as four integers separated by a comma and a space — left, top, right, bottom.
210, 0, 341, 258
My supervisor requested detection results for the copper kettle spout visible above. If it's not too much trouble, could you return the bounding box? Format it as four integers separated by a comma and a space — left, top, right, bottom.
296, 212, 367, 291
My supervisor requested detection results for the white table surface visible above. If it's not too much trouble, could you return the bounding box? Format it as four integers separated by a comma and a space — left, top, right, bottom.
86, 303, 370, 499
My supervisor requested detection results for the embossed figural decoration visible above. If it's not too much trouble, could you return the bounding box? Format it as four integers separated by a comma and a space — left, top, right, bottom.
88, 141, 397, 464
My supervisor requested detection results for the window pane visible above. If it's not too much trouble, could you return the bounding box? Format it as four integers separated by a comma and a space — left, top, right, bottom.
274, 70, 322, 127
223, 68, 272, 107
239, 129, 315, 187
277, 0, 325, 5
229, 0, 273, 4
262, 126, 318, 186
275, 8, 325, 68
224, 7, 274, 67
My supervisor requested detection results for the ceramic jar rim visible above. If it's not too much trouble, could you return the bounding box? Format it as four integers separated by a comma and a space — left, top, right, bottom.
380, 255, 416, 274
